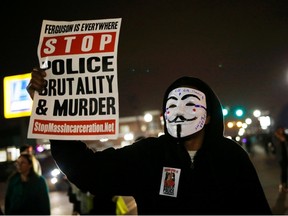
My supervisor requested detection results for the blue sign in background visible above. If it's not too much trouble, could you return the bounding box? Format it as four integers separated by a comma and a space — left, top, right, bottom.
10, 79, 31, 112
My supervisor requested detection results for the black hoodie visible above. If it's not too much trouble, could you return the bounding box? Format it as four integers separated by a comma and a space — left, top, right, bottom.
50, 76, 272, 215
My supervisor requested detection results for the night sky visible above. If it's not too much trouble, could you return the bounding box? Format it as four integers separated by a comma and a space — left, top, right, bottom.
1, 0, 288, 125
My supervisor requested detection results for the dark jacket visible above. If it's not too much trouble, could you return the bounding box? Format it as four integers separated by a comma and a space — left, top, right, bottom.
50, 76, 271, 215
5, 173, 50, 215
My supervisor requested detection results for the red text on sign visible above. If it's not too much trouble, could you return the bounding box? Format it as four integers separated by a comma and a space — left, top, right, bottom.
40, 32, 116, 57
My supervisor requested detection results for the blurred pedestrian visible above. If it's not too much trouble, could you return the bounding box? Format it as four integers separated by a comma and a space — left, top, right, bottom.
274, 127, 288, 192
67, 180, 97, 215
67, 173, 130, 215
244, 135, 254, 155
273, 104, 288, 193
67, 181, 81, 215
20, 144, 42, 175
27, 68, 271, 214
4, 153, 50, 215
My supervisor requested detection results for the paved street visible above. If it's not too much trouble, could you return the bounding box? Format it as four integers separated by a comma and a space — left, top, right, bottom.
0, 143, 287, 215
250, 145, 288, 215
49, 191, 73, 215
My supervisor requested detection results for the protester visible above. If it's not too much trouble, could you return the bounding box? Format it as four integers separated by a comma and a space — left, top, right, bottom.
4, 152, 50, 215
20, 144, 42, 175
27, 67, 271, 214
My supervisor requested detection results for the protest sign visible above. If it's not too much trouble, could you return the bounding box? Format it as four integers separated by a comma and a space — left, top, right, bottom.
28, 18, 121, 140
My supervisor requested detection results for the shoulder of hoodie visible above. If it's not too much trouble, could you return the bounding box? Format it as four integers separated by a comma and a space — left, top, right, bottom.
132, 135, 247, 155
213, 137, 251, 163
222, 137, 248, 154
131, 135, 167, 148
124, 135, 173, 154
125, 135, 249, 162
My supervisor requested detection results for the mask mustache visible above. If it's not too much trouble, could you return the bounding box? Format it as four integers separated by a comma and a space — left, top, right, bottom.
168, 115, 197, 123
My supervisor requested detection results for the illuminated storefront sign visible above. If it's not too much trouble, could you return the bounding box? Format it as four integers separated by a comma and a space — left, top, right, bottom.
4, 73, 32, 118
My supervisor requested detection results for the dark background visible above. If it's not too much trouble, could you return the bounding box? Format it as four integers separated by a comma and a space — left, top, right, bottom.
1, 0, 288, 131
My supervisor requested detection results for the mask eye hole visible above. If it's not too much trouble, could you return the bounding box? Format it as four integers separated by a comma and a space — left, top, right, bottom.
167, 104, 177, 109
186, 102, 196, 106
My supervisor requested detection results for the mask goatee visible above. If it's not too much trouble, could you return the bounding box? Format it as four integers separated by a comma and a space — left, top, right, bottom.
177, 124, 181, 139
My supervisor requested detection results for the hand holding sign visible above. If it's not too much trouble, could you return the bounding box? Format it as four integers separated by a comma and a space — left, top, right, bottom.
27, 67, 47, 99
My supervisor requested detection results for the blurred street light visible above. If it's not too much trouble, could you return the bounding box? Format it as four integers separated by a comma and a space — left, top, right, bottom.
227, 122, 234, 128
258, 116, 271, 130
235, 108, 244, 117
144, 113, 153, 122
124, 133, 134, 141
222, 108, 228, 117
245, 118, 252, 125
253, 110, 261, 118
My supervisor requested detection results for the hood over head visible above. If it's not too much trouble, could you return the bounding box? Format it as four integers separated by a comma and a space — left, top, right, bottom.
162, 76, 224, 142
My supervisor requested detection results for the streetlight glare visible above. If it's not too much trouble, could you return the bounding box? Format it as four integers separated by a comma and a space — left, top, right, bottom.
100, 138, 108, 142
51, 177, 58, 185
258, 116, 271, 129
238, 128, 245, 136
227, 122, 234, 128
253, 110, 261, 118
245, 118, 252, 125
124, 133, 134, 141
235, 136, 241, 141
235, 109, 244, 117
144, 113, 153, 122
222, 108, 228, 116
236, 121, 243, 128
51, 168, 61, 177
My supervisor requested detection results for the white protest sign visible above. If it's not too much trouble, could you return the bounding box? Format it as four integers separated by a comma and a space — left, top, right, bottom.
28, 18, 121, 140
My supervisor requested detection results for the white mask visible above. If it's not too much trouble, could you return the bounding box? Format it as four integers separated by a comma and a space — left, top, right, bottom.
165, 87, 207, 138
